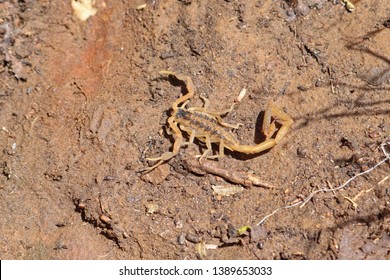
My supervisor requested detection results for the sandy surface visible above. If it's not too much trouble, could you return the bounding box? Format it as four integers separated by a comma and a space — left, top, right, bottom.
0, 0, 389, 259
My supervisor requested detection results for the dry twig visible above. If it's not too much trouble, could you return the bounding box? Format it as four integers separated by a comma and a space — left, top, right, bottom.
183, 155, 278, 189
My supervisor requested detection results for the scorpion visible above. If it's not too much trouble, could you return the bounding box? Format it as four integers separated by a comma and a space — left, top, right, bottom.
145, 71, 293, 172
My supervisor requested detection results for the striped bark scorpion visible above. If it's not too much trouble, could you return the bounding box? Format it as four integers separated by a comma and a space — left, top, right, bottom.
145, 71, 293, 172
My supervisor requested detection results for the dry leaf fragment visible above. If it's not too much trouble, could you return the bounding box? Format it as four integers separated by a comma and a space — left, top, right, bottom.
212, 185, 244, 197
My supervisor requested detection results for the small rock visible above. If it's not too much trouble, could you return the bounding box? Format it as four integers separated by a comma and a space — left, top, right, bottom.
295, 3, 311, 16
134, 106, 144, 113
145, 203, 159, 214
306, 0, 327, 9
159, 51, 175, 60
227, 224, 237, 238
99, 214, 112, 224
178, 0, 192, 5
141, 164, 170, 185
286, 7, 296, 22
177, 234, 186, 245
297, 84, 310, 91
186, 233, 200, 243
297, 147, 308, 158
174, 219, 183, 229
250, 225, 268, 243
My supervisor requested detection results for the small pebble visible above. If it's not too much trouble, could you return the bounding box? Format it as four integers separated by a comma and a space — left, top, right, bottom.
295, 3, 310, 16
134, 105, 144, 113
227, 224, 237, 238
145, 203, 159, 214
286, 7, 296, 22
141, 164, 170, 185
177, 234, 186, 245
185, 233, 200, 243
297, 147, 308, 158
99, 214, 111, 224
174, 219, 183, 229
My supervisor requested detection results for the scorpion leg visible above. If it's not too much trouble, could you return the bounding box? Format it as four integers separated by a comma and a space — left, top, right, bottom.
145, 116, 183, 171
219, 141, 225, 157
187, 91, 244, 129
206, 140, 225, 159
196, 138, 226, 160
182, 128, 196, 146
191, 97, 236, 117
214, 115, 243, 129
208, 140, 226, 159
197, 135, 213, 162
201, 95, 243, 129
159, 71, 195, 109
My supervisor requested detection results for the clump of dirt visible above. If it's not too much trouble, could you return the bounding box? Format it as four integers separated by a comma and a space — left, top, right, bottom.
0, 0, 389, 260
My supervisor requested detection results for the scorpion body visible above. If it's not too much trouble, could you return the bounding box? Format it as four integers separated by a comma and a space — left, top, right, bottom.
145, 71, 293, 171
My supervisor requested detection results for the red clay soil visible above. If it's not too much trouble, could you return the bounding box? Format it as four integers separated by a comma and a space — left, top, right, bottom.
0, 0, 389, 259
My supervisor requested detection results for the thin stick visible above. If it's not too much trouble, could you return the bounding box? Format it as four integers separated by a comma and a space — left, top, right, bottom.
183, 155, 278, 189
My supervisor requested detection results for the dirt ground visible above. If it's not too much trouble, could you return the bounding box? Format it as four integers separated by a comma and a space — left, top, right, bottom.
0, 0, 389, 260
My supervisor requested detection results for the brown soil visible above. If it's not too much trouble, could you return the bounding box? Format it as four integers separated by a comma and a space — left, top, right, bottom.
0, 0, 389, 260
